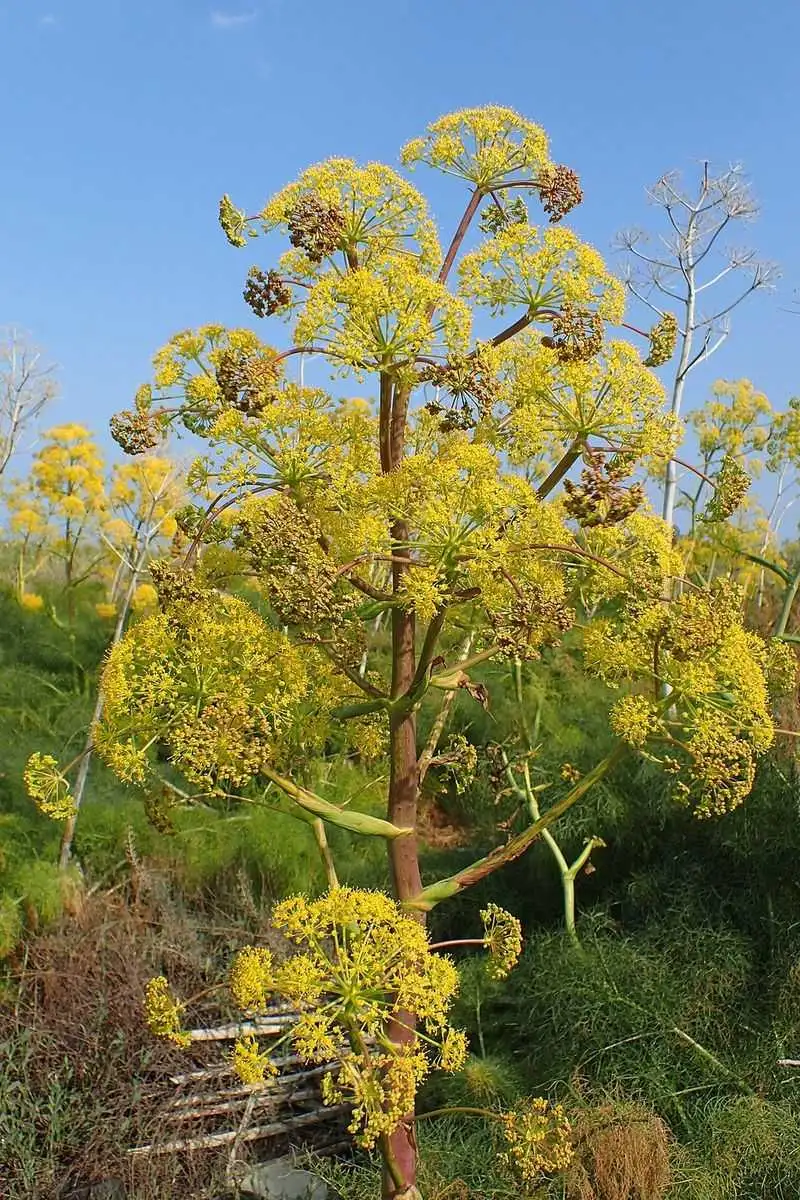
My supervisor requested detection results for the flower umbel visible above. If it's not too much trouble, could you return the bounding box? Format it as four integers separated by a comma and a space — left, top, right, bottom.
499, 1097, 574, 1183
144, 976, 191, 1047
229, 945, 274, 1012
644, 312, 679, 367
263, 888, 466, 1148
701, 453, 751, 522
23, 752, 77, 821
231, 1034, 277, 1086
481, 903, 523, 979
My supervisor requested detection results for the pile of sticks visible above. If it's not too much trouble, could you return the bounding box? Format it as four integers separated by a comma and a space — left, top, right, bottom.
129, 1006, 350, 1169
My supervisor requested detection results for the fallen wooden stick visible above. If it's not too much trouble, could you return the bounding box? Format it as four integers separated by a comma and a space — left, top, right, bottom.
170, 1086, 319, 1123
186, 1018, 293, 1042
129, 1104, 351, 1155
169, 1049, 311, 1085
169, 1065, 330, 1108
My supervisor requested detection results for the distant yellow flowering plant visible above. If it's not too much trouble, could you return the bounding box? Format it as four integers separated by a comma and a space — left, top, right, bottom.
7, 424, 107, 614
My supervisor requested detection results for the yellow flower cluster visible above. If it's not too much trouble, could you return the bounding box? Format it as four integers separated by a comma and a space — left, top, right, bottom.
322, 1043, 432, 1149
499, 1097, 574, 1182
20, 592, 45, 612
96, 593, 322, 789
131, 583, 158, 613
503, 337, 674, 467
295, 262, 471, 373
401, 106, 552, 192
680, 714, 757, 818
95, 602, 117, 620
583, 580, 775, 816
227, 888, 467, 1149
691, 378, 772, 459
258, 159, 441, 277
141, 325, 284, 441
609, 694, 658, 747
481, 903, 523, 979
644, 312, 679, 367
459, 224, 625, 324
143, 976, 191, 1047
23, 752, 76, 821
766, 640, 798, 697
229, 945, 274, 1011
399, 565, 448, 623
702, 454, 751, 522
231, 1034, 277, 1086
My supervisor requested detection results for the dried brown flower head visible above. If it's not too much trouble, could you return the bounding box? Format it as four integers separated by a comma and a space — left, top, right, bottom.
538, 164, 583, 222
109, 409, 163, 456
287, 194, 346, 263
541, 303, 604, 363
564, 450, 644, 527
243, 267, 292, 318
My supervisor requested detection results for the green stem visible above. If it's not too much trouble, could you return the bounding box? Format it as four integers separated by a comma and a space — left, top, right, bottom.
537, 440, 582, 499
405, 743, 626, 910
668, 1025, 754, 1093
312, 818, 339, 888
775, 564, 800, 637
414, 1106, 496, 1122
261, 766, 412, 840
428, 646, 499, 690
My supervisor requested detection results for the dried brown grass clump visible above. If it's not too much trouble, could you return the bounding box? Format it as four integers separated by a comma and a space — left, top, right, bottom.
0, 887, 229, 1199
565, 1100, 672, 1200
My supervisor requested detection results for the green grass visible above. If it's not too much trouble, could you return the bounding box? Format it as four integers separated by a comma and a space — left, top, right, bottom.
6, 583, 800, 1196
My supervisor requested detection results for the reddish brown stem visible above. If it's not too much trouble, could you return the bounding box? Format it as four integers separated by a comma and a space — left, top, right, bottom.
491, 311, 534, 346
438, 189, 483, 285
382, 364, 422, 1198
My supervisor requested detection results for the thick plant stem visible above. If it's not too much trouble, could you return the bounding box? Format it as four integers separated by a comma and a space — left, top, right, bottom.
385, 553, 422, 1198
382, 361, 423, 1197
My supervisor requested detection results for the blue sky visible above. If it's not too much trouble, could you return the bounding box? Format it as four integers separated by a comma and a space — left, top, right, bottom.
2, 0, 799, 466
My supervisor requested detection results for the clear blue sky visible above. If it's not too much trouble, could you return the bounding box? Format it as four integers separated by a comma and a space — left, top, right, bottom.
2, 0, 799, 461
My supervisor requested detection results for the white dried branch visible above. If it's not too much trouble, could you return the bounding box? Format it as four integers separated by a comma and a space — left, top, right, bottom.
170, 1086, 320, 1123
169, 1065, 331, 1108
129, 1103, 352, 1155
187, 1016, 295, 1042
